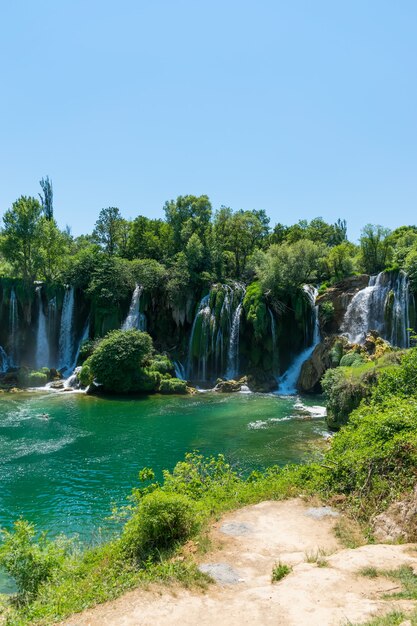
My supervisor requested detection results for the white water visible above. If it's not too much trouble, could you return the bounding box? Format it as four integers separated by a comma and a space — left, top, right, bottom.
122, 285, 146, 331
173, 361, 186, 380
0, 346, 9, 373
341, 271, 410, 348
35, 287, 50, 368
9, 289, 18, 366
187, 284, 246, 382
58, 287, 75, 372
278, 286, 319, 395
226, 300, 244, 379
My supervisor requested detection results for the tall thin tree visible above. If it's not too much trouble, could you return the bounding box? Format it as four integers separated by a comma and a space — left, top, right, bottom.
39, 176, 54, 220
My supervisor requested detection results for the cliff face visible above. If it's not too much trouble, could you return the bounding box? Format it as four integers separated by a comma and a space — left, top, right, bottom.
316, 275, 369, 335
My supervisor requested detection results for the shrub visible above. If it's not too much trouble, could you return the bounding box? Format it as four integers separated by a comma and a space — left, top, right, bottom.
159, 378, 188, 394
121, 491, 199, 560
319, 300, 334, 325
79, 359, 94, 388
150, 354, 174, 376
88, 329, 155, 393
28, 371, 48, 387
0, 520, 69, 598
322, 368, 376, 429
339, 352, 365, 367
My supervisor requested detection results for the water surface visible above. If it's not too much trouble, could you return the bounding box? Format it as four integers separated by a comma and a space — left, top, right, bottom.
0, 391, 327, 541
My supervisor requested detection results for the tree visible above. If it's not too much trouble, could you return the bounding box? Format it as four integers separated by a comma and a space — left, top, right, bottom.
92, 207, 124, 255
37, 217, 71, 281
127, 216, 174, 261
359, 224, 392, 274
324, 241, 357, 282
164, 195, 212, 252
1, 196, 42, 281
256, 240, 326, 294
213, 207, 270, 277
39, 176, 54, 220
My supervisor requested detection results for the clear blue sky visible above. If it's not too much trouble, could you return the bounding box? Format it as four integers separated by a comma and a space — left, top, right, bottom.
1, 0, 416, 240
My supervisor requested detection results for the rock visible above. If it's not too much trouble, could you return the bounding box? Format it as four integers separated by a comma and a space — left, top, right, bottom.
298, 339, 334, 393
372, 486, 417, 542
49, 380, 64, 390
213, 379, 242, 393
246, 372, 278, 393
198, 563, 243, 585
317, 275, 369, 334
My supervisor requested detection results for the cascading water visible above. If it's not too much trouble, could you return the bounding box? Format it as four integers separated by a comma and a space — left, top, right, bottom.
173, 361, 186, 380
278, 286, 319, 395
58, 287, 75, 372
122, 285, 147, 331
187, 283, 246, 382
0, 346, 9, 373
35, 287, 50, 368
341, 270, 411, 348
8, 289, 18, 366
226, 298, 244, 380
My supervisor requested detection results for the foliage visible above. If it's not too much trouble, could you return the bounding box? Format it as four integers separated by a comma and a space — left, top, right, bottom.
339, 351, 365, 367
159, 378, 188, 394
243, 281, 268, 341
319, 300, 335, 325
121, 491, 199, 560
0, 520, 69, 599
38, 176, 53, 221
28, 371, 48, 387
359, 224, 393, 274
1, 196, 43, 281
271, 562, 292, 582
92, 207, 125, 255
86, 329, 154, 393
322, 367, 377, 429
256, 239, 326, 294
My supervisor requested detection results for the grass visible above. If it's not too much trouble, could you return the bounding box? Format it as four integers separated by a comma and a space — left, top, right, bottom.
304, 547, 331, 567
358, 566, 379, 578
334, 517, 367, 549
271, 562, 292, 582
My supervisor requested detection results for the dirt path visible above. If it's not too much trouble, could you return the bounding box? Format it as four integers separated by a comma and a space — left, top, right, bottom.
64, 499, 417, 626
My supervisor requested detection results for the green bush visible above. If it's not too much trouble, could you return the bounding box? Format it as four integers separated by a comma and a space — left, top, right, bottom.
28, 371, 48, 387
159, 378, 187, 394
321, 397, 417, 500
150, 354, 174, 376
319, 300, 335, 324
339, 352, 365, 367
329, 340, 344, 366
0, 520, 70, 599
79, 359, 94, 387
88, 329, 155, 393
322, 368, 377, 429
121, 491, 199, 560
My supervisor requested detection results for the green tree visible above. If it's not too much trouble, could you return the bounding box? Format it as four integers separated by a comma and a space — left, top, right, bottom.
92, 207, 124, 255
39, 176, 54, 220
37, 217, 71, 281
324, 241, 357, 282
213, 207, 270, 277
127, 216, 174, 261
359, 224, 392, 274
256, 239, 326, 294
164, 195, 212, 252
1, 196, 42, 280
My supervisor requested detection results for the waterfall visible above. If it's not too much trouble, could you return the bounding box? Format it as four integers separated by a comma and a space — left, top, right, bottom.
278, 286, 319, 395
226, 299, 244, 380
35, 287, 50, 368
58, 287, 75, 371
341, 271, 410, 348
173, 360, 186, 380
187, 283, 245, 382
0, 346, 9, 373
9, 289, 18, 366
122, 285, 146, 331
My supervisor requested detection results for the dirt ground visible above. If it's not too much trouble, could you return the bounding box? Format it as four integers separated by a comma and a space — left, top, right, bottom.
63, 499, 417, 626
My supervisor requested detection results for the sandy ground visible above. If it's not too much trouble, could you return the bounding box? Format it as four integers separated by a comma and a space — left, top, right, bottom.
63, 499, 417, 626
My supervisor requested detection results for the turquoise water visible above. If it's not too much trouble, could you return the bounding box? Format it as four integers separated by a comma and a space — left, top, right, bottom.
0, 391, 327, 542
